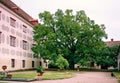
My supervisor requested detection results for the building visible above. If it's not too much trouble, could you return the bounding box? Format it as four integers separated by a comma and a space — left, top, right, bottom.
106, 39, 120, 46
0, 0, 44, 71
106, 39, 120, 70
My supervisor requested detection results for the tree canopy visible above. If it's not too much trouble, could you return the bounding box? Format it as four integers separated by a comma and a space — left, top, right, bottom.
96, 45, 119, 69
32, 9, 107, 69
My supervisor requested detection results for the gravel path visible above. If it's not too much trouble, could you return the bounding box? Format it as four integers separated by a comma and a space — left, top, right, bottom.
0, 72, 118, 83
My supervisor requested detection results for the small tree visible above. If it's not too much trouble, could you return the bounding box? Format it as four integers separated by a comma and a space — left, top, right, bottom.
56, 54, 69, 70
36, 66, 44, 74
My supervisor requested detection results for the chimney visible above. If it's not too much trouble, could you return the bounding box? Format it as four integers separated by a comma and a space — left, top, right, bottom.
111, 38, 114, 42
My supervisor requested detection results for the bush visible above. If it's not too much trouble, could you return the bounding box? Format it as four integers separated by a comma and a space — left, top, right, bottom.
36, 66, 44, 73
56, 54, 69, 70
48, 61, 59, 69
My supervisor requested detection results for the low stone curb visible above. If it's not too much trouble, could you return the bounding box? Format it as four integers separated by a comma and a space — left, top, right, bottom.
0, 78, 37, 82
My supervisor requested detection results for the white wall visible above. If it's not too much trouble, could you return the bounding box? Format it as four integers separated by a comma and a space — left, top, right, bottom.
0, 3, 41, 71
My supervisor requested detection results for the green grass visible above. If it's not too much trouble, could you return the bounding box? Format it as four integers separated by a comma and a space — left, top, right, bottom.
43, 71, 76, 80
12, 71, 37, 79
113, 72, 120, 78
113, 72, 120, 83
11, 70, 77, 80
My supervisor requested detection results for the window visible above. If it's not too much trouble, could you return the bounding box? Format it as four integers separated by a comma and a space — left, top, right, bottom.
22, 60, 25, 68
40, 61, 42, 66
11, 59, 15, 68
0, 11, 1, 20
23, 25, 27, 33
0, 32, 1, 43
10, 17, 16, 27
32, 61, 34, 68
10, 36, 16, 47
23, 40, 27, 50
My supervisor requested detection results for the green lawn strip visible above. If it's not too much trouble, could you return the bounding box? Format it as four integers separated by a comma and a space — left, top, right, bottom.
113, 72, 120, 78
113, 72, 120, 83
12, 73, 37, 79
43, 71, 76, 80
12, 70, 77, 80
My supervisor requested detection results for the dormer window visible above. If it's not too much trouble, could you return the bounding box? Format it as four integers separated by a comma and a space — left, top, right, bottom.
10, 17, 16, 27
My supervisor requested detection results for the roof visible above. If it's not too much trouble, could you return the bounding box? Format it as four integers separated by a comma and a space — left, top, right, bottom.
106, 39, 120, 46
0, 0, 38, 26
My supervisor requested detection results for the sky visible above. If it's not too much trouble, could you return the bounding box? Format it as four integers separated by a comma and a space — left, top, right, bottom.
11, 0, 120, 41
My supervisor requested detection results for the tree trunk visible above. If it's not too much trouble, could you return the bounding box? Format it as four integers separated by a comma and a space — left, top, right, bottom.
90, 62, 94, 67
101, 65, 108, 70
68, 58, 75, 70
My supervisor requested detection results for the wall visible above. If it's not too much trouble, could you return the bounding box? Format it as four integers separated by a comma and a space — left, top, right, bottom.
0, 3, 41, 71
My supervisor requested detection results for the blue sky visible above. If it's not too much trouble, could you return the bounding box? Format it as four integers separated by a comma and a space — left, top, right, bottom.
11, 0, 120, 41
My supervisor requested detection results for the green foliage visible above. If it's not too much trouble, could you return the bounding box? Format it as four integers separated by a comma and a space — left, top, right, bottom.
56, 54, 69, 70
36, 66, 44, 73
96, 45, 119, 69
0, 72, 4, 79
32, 9, 107, 69
48, 60, 58, 68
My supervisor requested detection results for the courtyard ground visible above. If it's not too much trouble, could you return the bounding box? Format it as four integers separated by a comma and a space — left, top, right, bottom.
0, 72, 118, 83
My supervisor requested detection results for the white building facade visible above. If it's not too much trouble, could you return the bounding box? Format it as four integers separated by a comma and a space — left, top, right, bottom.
0, 0, 43, 71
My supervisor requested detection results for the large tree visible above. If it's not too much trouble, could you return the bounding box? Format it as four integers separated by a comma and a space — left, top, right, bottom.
32, 9, 107, 69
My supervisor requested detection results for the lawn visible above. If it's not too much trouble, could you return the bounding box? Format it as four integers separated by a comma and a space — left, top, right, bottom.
43, 71, 76, 80
11, 70, 77, 80
113, 72, 120, 83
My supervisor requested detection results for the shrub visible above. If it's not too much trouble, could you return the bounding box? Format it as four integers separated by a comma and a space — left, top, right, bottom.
56, 54, 69, 70
36, 66, 44, 73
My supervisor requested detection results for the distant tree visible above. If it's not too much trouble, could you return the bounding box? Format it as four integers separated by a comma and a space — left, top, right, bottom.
96, 45, 119, 69
32, 9, 107, 69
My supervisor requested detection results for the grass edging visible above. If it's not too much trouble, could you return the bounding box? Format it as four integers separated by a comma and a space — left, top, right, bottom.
0, 78, 37, 82
112, 72, 120, 83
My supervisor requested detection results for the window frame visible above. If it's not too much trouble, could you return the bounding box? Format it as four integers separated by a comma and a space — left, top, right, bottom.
10, 36, 16, 47
11, 59, 15, 68
23, 40, 27, 50
10, 17, 16, 27
32, 61, 34, 68
22, 60, 25, 68
23, 25, 27, 33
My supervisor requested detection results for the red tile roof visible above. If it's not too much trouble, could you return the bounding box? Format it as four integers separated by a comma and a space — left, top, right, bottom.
0, 0, 38, 26
106, 39, 120, 46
